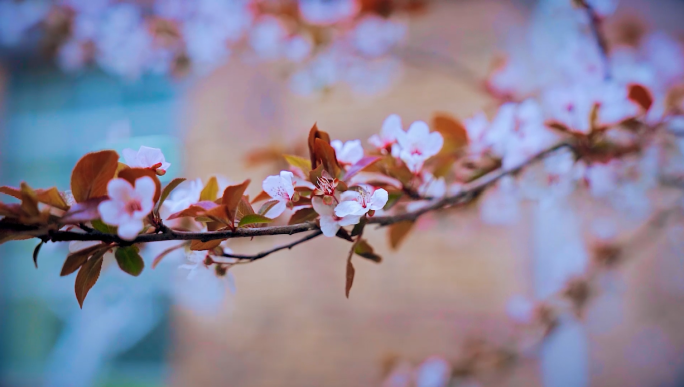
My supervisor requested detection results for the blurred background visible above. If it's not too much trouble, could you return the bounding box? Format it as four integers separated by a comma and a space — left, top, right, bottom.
1, 0, 684, 386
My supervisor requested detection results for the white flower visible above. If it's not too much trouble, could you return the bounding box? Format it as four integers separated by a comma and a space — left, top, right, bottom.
331, 139, 364, 165
414, 356, 451, 387
249, 15, 288, 60
352, 16, 406, 57
480, 176, 519, 225
122, 145, 171, 175
179, 250, 208, 280
506, 295, 536, 324
312, 196, 362, 237
395, 121, 444, 173
334, 187, 388, 217
369, 114, 403, 153
160, 178, 203, 219
418, 172, 446, 198
98, 177, 155, 240
585, 162, 619, 198
262, 171, 296, 218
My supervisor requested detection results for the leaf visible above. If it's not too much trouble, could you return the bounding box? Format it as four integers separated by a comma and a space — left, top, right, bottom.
307, 123, 331, 167
345, 258, 355, 298
200, 176, 219, 202
354, 239, 382, 263
115, 246, 145, 276
235, 197, 255, 221
284, 154, 312, 175
61, 244, 109, 276
388, 221, 415, 250
258, 200, 280, 216
118, 168, 162, 203
628, 83, 653, 112
432, 112, 468, 154
351, 217, 367, 237
336, 228, 353, 242
204, 205, 231, 225
314, 138, 341, 178
238, 214, 273, 228
222, 180, 251, 223
167, 201, 218, 220
75, 252, 104, 308
91, 219, 117, 234
190, 239, 223, 251
155, 178, 186, 213
344, 156, 382, 181
152, 243, 185, 269
384, 191, 403, 211
60, 197, 107, 223
288, 208, 318, 225
20, 182, 40, 217
33, 241, 43, 268
251, 190, 272, 204
309, 163, 325, 185
1, 186, 69, 211
71, 150, 119, 203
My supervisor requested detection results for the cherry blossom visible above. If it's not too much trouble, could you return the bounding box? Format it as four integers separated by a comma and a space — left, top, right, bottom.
334, 186, 388, 217
480, 176, 520, 225
160, 178, 203, 219
98, 177, 155, 241
414, 356, 452, 387
122, 146, 171, 176
312, 196, 362, 237
506, 295, 536, 324
262, 171, 296, 218
369, 114, 403, 153
331, 139, 364, 165
394, 121, 444, 173
351, 16, 406, 58
417, 172, 446, 199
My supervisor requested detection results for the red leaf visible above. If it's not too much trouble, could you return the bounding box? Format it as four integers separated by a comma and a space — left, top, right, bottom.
75, 252, 105, 308
0, 186, 69, 210
388, 221, 415, 250
222, 180, 251, 223
432, 112, 468, 153
71, 150, 119, 203
167, 201, 218, 220
61, 244, 109, 276
345, 259, 355, 298
190, 239, 223, 251
344, 156, 382, 181
288, 207, 318, 225
251, 190, 272, 204
628, 83, 654, 112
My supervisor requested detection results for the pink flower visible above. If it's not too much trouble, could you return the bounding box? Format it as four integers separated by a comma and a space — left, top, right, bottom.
414, 356, 451, 387
122, 146, 171, 176
395, 121, 444, 173
98, 177, 156, 241
418, 172, 446, 198
334, 186, 388, 217
506, 295, 536, 324
262, 171, 296, 218
369, 114, 403, 153
312, 196, 362, 237
331, 139, 364, 165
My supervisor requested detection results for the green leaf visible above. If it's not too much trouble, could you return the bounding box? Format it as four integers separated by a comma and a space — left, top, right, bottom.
238, 214, 273, 228
115, 246, 145, 276
288, 207, 318, 225
200, 176, 219, 202
91, 219, 117, 234
354, 240, 382, 263
258, 200, 280, 216
75, 252, 105, 308
284, 154, 312, 175
155, 178, 186, 213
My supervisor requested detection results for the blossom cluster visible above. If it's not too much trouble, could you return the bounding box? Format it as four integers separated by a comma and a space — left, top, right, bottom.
0, 0, 411, 94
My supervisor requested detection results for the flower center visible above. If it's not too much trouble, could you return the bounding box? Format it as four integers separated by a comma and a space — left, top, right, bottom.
125, 200, 143, 215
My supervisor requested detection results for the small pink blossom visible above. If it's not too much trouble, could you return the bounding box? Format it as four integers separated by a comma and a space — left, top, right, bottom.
98, 177, 155, 241
262, 171, 296, 218
418, 172, 446, 198
369, 114, 403, 154
506, 295, 536, 324
414, 356, 452, 387
331, 139, 364, 165
122, 146, 171, 176
334, 186, 388, 217
395, 121, 444, 173
312, 196, 362, 237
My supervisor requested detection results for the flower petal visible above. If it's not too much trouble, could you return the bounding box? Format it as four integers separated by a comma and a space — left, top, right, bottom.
134, 176, 156, 215
98, 200, 125, 225
312, 196, 333, 216
122, 148, 139, 167
369, 189, 389, 210
264, 200, 287, 218
319, 216, 341, 237
107, 178, 134, 202
118, 219, 143, 241
381, 114, 403, 140
337, 214, 361, 227
279, 171, 295, 198
335, 200, 365, 217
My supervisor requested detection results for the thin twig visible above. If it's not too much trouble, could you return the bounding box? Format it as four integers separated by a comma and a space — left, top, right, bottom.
221, 230, 323, 261
578, 0, 611, 79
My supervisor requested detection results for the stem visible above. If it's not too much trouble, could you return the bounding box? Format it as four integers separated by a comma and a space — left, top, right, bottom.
579, 0, 611, 79
222, 231, 323, 261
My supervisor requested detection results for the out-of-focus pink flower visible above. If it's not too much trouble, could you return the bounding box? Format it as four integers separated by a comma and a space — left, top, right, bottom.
262, 171, 295, 218
414, 356, 452, 387
122, 146, 171, 176
395, 121, 444, 173
312, 196, 362, 237
334, 186, 388, 217
506, 294, 536, 324
98, 177, 155, 240
418, 172, 446, 198
298, 0, 359, 26
369, 114, 404, 153
249, 15, 288, 60
480, 176, 519, 225
585, 161, 619, 197
331, 139, 364, 165
352, 15, 406, 57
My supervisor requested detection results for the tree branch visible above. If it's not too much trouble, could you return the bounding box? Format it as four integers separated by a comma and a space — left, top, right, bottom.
1, 142, 571, 247
579, 0, 611, 79
221, 231, 323, 261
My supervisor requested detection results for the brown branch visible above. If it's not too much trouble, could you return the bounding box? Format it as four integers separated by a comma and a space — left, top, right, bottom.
221, 230, 323, 261
0, 142, 572, 247
578, 0, 611, 79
